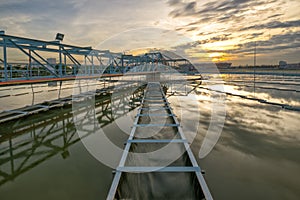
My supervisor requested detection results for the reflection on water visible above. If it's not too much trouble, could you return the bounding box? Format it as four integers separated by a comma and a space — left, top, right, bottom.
0, 81, 75, 111
0, 86, 143, 200
189, 75, 300, 200
0, 78, 122, 112
0, 74, 299, 200
203, 74, 300, 107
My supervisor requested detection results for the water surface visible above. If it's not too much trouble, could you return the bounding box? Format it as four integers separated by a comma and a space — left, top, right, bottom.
0, 74, 299, 199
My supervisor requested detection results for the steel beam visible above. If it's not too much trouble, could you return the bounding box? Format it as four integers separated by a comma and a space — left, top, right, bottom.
8, 39, 58, 77
3, 38, 7, 81
117, 166, 200, 173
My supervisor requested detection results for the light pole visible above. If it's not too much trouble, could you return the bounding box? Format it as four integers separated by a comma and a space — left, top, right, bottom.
254, 41, 257, 97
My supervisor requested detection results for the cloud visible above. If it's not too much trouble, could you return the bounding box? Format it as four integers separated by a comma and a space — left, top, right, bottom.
0, 0, 80, 38
170, 30, 300, 65
167, 0, 182, 6
251, 33, 264, 37
267, 14, 284, 19
168, 0, 285, 29
225, 31, 300, 54
240, 20, 300, 31
166, 0, 289, 53
166, 0, 300, 64
1, 0, 299, 65
196, 34, 232, 44
184, 2, 197, 12
244, 32, 300, 49
0, 0, 170, 46
168, 0, 275, 18
235, 42, 300, 55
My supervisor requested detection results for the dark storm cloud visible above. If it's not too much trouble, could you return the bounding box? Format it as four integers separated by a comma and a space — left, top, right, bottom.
240, 20, 300, 31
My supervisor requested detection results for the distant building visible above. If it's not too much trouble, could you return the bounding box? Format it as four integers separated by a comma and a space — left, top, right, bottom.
279, 61, 287, 69
286, 63, 300, 69
31, 58, 56, 67
279, 61, 300, 69
47, 58, 56, 65
31, 60, 40, 67
215, 62, 232, 68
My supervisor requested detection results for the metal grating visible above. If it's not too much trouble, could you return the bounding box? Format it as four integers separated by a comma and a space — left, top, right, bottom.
107, 82, 213, 200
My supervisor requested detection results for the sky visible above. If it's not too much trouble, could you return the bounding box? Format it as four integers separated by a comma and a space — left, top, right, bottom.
0, 0, 299, 65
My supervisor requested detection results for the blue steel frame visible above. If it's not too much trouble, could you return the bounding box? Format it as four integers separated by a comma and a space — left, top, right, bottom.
0, 32, 194, 83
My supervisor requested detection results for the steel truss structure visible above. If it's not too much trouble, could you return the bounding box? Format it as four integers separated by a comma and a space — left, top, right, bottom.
0, 32, 194, 83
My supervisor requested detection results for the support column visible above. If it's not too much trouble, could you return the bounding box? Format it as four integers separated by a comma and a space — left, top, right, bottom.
3, 38, 8, 81
29, 49, 32, 78
64, 54, 67, 75
59, 46, 62, 77
91, 55, 94, 75
84, 55, 87, 75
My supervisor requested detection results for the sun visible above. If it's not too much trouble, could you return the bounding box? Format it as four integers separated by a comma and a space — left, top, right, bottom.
209, 52, 227, 62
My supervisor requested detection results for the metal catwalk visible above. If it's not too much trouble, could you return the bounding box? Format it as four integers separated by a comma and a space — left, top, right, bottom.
107, 82, 213, 200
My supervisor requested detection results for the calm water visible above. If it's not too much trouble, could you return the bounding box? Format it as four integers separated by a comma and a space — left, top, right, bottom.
0, 74, 299, 200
